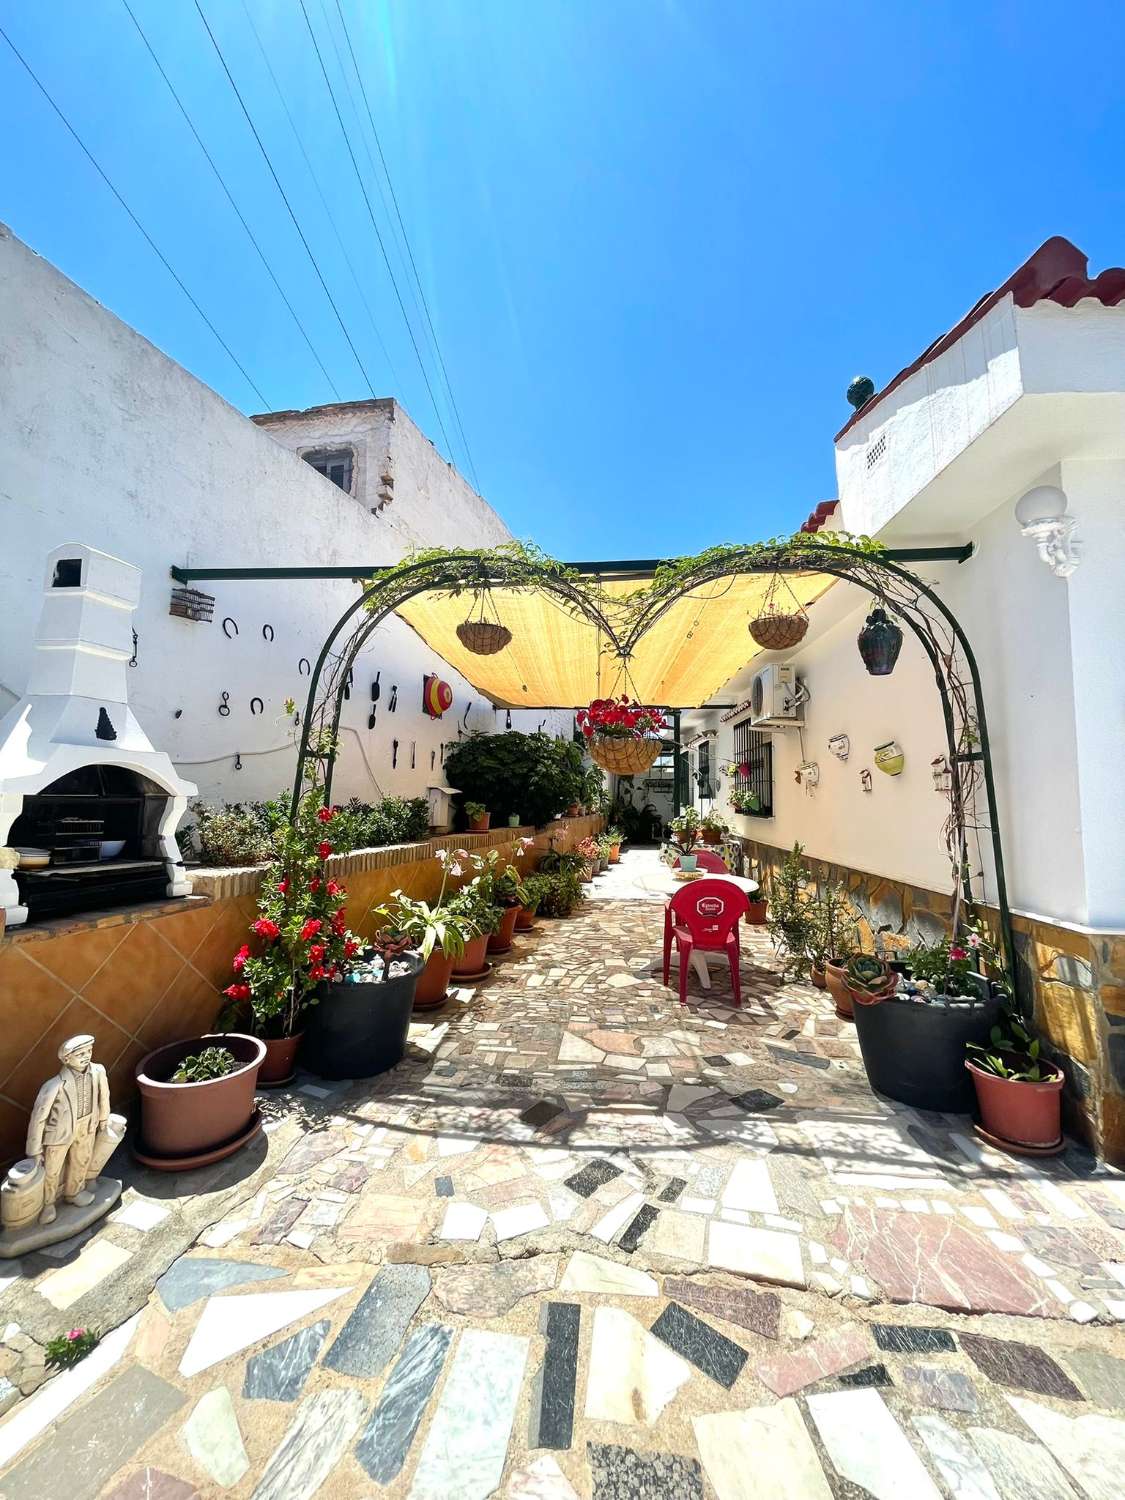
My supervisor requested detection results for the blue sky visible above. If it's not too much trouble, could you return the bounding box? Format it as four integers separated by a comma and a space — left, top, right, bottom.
3, 1, 1123, 558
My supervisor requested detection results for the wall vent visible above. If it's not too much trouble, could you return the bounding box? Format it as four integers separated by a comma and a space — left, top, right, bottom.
865, 433, 887, 470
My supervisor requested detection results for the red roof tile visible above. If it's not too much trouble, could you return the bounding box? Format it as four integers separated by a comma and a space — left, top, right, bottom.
835, 237, 1125, 441
799, 499, 839, 533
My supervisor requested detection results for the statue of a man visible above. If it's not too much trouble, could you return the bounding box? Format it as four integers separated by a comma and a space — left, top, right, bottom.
25, 1035, 112, 1225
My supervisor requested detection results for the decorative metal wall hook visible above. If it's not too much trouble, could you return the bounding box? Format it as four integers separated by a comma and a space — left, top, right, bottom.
218, 691, 231, 717
461, 703, 472, 733
410, 741, 416, 769
249, 696, 264, 715
173, 708, 183, 718
262, 623, 274, 641
234, 751, 243, 770
298, 657, 311, 676
430, 749, 436, 770
391, 738, 399, 768
129, 629, 138, 667
387, 684, 398, 712
221, 616, 239, 638
343, 667, 353, 701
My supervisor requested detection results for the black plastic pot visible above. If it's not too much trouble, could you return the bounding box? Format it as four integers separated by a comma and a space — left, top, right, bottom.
301, 952, 423, 1080
852, 989, 1002, 1112
857, 607, 903, 675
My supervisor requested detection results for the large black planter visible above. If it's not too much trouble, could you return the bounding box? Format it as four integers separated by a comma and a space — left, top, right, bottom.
857, 607, 903, 675
301, 952, 423, 1080
852, 990, 1002, 1112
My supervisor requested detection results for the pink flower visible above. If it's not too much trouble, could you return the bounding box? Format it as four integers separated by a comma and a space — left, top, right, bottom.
950, 945, 968, 961
66, 1328, 84, 1341
435, 849, 449, 863
967, 932, 981, 948
449, 863, 463, 877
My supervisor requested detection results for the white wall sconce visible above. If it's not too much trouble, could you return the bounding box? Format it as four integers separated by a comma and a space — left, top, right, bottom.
1015, 484, 1079, 578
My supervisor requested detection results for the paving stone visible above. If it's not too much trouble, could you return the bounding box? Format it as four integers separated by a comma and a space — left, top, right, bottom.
0, 1364, 185, 1500
355, 1322, 453, 1484
585, 1306, 691, 1424
766, 1044, 830, 1070
156, 1256, 286, 1311
707, 1222, 805, 1287
873, 1323, 957, 1355
252, 1197, 309, 1245
721, 1159, 779, 1214
658, 1176, 687, 1202
564, 1159, 623, 1197
324, 1263, 430, 1377
274, 1129, 348, 1175
694, 1399, 832, 1499
756, 1323, 871, 1396
838, 1362, 893, 1388
807, 1387, 942, 1500
531, 1302, 580, 1450
102, 1470, 200, 1500
902, 1364, 979, 1412
243, 1319, 329, 1401
250, 1388, 366, 1500
433, 1257, 559, 1317
409, 1328, 529, 1500
559, 1251, 658, 1297
40, 1239, 133, 1310
439, 1202, 489, 1240
181, 1386, 249, 1488
650, 1301, 748, 1388
645, 1208, 707, 1263
587, 1441, 703, 1500
1007, 1395, 1125, 1500
729, 1089, 784, 1113
180, 1287, 348, 1378
1063, 1348, 1125, 1409
911, 1413, 1002, 1500
663, 1276, 782, 1339
618, 1204, 659, 1253
960, 1333, 1083, 1400
435, 1176, 455, 1196
521, 1100, 564, 1127
506, 1454, 581, 1499
969, 1425, 1081, 1500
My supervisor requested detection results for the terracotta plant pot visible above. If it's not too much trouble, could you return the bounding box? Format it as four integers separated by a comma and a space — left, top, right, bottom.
453, 933, 490, 975
810, 963, 827, 990
701, 828, 723, 845
515, 905, 538, 930
302, 951, 423, 1079
414, 949, 455, 1009
608, 844, 621, 864
258, 1033, 303, 1084
488, 905, 521, 954
966, 1054, 1063, 1149
825, 960, 853, 1019
135, 1032, 265, 1166
469, 812, 490, 833
745, 898, 767, 925
567, 803, 580, 818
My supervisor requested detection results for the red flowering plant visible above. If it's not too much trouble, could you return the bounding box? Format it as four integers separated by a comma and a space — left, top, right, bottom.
221, 782, 359, 1040
575, 696, 669, 741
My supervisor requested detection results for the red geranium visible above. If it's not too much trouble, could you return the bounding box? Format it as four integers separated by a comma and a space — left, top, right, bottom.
317, 806, 334, 824
299, 918, 323, 942
232, 944, 251, 972
308, 943, 326, 963
223, 982, 251, 1001
277, 879, 289, 894
576, 695, 668, 741
252, 917, 280, 940
317, 841, 333, 860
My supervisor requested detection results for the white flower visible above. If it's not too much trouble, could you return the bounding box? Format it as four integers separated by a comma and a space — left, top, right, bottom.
435, 849, 449, 862
968, 932, 981, 948
456, 848, 469, 859
449, 863, 463, 877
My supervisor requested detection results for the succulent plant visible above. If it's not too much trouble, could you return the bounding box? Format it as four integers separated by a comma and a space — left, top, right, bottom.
843, 952, 895, 1002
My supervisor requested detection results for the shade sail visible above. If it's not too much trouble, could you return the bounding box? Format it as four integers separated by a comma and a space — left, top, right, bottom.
394, 569, 836, 709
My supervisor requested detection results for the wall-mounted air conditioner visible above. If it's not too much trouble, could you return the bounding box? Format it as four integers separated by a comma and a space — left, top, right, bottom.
749, 664, 803, 729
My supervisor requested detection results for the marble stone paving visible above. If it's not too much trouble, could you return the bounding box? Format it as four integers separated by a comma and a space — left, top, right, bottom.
1, 849, 1125, 1496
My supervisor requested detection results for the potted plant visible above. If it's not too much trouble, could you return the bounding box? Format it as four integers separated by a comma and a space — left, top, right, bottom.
524, 869, 583, 918
446, 883, 501, 976
966, 1017, 1064, 1152
302, 929, 423, 1079
221, 785, 359, 1084
576, 835, 601, 881
444, 731, 584, 829
667, 810, 702, 872
842, 952, 896, 1004
515, 880, 542, 930
576, 696, 669, 776
595, 835, 613, 871
374, 849, 481, 1009
729, 787, 761, 815
851, 922, 1006, 1112
606, 826, 624, 863
507, 812, 521, 827
465, 799, 490, 833
809, 887, 860, 1016
765, 844, 816, 979
699, 811, 728, 846
135, 1034, 266, 1169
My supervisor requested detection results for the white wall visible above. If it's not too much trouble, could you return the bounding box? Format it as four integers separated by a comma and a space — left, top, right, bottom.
0, 224, 567, 820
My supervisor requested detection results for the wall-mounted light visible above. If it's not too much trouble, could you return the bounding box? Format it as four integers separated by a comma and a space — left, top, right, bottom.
1015, 484, 1079, 578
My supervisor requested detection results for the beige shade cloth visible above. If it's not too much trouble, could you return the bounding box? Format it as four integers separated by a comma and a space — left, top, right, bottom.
394, 569, 835, 709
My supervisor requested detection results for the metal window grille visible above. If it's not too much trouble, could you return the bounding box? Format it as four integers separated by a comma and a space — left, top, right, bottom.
731, 720, 773, 817
696, 740, 711, 792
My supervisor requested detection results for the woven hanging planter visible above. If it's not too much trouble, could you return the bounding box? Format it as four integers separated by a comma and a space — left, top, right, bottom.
456, 620, 512, 655
588, 735, 662, 775
749, 571, 809, 650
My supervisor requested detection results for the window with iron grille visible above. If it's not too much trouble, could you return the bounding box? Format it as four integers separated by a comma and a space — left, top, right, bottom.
731, 719, 773, 816
696, 739, 711, 795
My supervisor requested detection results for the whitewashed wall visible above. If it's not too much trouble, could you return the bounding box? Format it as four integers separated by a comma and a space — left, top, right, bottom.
0, 224, 569, 818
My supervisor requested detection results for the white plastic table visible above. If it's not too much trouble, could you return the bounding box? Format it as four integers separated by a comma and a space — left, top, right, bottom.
644, 868, 761, 990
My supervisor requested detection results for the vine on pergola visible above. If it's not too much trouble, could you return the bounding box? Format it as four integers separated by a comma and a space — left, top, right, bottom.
292, 532, 1011, 977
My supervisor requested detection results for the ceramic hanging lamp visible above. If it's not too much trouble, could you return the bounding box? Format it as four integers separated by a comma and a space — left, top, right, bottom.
857, 606, 903, 675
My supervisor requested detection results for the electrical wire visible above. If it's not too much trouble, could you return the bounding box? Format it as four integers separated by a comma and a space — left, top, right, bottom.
0, 21, 269, 406
237, 0, 401, 391
296, 0, 458, 463
192, 0, 383, 399
331, 0, 481, 490
120, 0, 343, 400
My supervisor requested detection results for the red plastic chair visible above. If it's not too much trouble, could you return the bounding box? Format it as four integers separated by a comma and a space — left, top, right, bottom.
673, 848, 728, 873
662, 877, 751, 1006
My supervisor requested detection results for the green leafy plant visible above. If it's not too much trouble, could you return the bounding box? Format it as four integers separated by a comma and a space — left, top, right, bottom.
765, 843, 816, 979
445, 732, 584, 828
806, 884, 858, 968
444, 882, 502, 935
539, 848, 587, 876
187, 801, 276, 866
844, 952, 895, 999
909, 919, 1004, 1000
464, 800, 487, 821
524, 870, 584, 918
374, 846, 482, 961
967, 1018, 1056, 1081
699, 810, 728, 833
189, 793, 430, 867
171, 1045, 238, 1084
46, 1327, 100, 1368
729, 787, 761, 814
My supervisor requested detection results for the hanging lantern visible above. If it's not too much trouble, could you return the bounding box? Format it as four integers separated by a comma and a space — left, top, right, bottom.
422, 674, 453, 718
931, 755, 952, 794
857, 607, 903, 675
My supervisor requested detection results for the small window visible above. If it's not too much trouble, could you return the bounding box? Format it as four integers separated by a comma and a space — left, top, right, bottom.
52, 558, 82, 588
731, 720, 774, 817
303, 448, 354, 494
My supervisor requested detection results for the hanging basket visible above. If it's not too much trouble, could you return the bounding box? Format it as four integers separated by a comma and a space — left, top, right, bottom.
456, 620, 512, 655
749, 570, 809, 650
588, 735, 662, 775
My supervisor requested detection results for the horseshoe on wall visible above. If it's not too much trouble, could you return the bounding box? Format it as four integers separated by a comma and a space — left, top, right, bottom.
262, 623, 274, 642
222, 617, 239, 638
250, 696, 264, 715
298, 657, 311, 676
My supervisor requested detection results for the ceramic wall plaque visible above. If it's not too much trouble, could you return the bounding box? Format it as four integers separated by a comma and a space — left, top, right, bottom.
874, 740, 905, 776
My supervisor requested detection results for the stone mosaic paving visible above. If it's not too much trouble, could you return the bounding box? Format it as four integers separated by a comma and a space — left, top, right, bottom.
2, 850, 1125, 1496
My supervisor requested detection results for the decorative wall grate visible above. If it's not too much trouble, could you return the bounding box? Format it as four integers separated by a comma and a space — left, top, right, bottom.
169, 587, 215, 623
865, 433, 887, 470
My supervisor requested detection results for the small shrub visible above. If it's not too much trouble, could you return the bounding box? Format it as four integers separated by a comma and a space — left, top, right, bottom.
171, 1045, 239, 1083
188, 802, 275, 867
444, 732, 584, 828
46, 1327, 100, 1368
188, 794, 430, 866
525, 870, 584, 918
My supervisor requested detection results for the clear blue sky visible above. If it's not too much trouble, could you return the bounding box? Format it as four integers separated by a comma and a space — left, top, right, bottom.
3, 1, 1123, 558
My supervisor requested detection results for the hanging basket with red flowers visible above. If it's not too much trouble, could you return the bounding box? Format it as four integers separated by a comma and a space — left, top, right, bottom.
576, 696, 669, 775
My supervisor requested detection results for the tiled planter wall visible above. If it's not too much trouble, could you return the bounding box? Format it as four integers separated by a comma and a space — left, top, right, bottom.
737, 834, 1125, 1166
0, 815, 602, 1169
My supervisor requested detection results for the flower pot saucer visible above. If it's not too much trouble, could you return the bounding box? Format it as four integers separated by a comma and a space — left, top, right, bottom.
256, 1070, 298, 1090
451, 961, 493, 983
133, 1108, 264, 1172
413, 992, 452, 1013
972, 1120, 1065, 1157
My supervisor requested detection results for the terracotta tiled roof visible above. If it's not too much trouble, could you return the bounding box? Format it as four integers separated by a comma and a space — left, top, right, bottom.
835, 236, 1125, 441
799, 500, 839, 533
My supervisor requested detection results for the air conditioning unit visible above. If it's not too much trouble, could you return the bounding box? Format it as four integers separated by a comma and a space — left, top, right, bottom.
749, 664, 803, 729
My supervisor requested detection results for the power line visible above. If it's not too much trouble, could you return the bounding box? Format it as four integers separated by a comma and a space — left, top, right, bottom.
331, 0, 481, 490
120, 0, 343, 400
0, 20, 269, 406
237, 0, 401, 392
296, 0, 458, 465
192, 0, 382, 400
